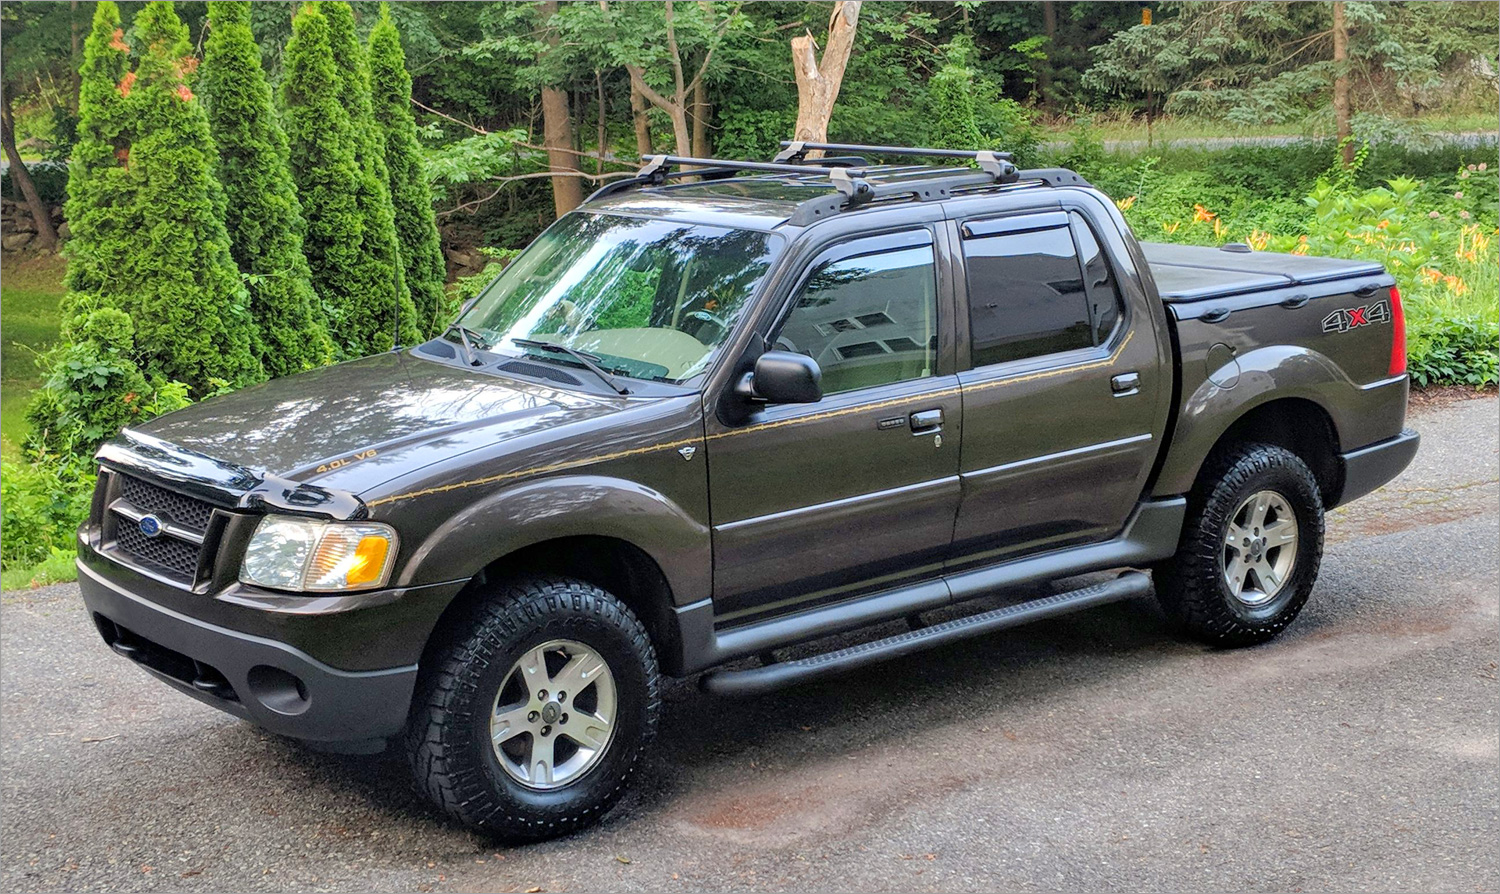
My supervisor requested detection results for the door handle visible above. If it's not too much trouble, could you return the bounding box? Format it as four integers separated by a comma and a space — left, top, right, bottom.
909, 408, 944, 433
1111, 372, 1141, 396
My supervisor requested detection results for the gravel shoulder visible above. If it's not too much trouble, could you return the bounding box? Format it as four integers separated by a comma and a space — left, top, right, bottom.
3, 393, 1495, 893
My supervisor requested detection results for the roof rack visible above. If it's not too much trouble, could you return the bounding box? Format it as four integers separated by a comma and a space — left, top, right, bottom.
583, 148, 1089, 226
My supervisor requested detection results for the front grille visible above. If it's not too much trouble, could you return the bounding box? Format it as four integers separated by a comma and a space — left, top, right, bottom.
119, 474, 215, 533
114, 521, 201, 579
104, 474, 225, 586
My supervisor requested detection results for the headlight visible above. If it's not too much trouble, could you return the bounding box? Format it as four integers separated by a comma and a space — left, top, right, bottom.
240, 516, 398, 592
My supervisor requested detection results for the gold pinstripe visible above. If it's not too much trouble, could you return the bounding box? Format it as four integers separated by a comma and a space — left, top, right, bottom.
367, 330, 1138, 507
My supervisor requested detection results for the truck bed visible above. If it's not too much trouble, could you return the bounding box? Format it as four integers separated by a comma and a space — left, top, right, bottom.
1142, 242, 1387, 303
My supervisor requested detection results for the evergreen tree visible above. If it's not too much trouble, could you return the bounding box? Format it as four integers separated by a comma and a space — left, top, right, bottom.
324, 0, 420, 353
61, 0, 261, 395
201, 0, 333, 377
369, 4, 449, 336
63, 1, 136, 304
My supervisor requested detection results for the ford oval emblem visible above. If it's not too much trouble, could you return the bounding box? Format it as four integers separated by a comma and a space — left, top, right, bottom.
138, 514, 164, 538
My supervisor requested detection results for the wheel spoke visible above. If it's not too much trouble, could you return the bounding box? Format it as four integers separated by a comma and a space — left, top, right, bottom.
552, 650, 607, 696
1264, 519, 1297, 548
1250, 493, 1271, 530
1257, 559, 1281, 591
567, 710, 613, 751
530, 733, 556, 786
1225, 554, 1248, 593
491, 705, 531, 745
1225, 521, 1248, 546
518, 645, 551, 700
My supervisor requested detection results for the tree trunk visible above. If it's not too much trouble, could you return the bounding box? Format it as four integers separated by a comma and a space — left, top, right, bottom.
1332, 1, 1353, 166
791, 1, 862, 156
1, 89, 59, 252
1038, 1, 1056, 109
630, 79, 653, 157
595, 69, 607, 175
692, 80, 709, 157
537, 1, 583, 215
70, 1, 81, 110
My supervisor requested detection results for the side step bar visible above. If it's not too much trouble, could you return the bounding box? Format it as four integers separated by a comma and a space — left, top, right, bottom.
699, 572, 1153, 697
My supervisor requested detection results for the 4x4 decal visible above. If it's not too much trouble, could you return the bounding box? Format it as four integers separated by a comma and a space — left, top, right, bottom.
1323, 299, 1391, 334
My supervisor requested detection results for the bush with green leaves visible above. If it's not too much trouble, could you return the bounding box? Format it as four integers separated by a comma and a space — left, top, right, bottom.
60, 0, 262, 396
201, 0, 334, 378
369, 4, 450, 337
0, 457, 94, 574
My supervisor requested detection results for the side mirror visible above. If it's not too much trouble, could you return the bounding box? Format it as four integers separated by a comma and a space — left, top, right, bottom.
740, 350, 822, 404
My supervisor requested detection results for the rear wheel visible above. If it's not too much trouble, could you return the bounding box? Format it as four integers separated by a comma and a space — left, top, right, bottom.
1157, 444, 1324, 646
406, 577, 659, 841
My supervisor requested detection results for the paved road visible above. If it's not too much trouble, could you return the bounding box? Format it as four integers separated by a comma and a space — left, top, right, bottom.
3, 394, 1496, 893
1036, 130, 1499, 154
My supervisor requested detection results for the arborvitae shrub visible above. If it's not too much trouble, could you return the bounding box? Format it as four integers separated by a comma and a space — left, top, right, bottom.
369, 5, 450, 336
202, 0, 333, 377
64, 2, 260, 392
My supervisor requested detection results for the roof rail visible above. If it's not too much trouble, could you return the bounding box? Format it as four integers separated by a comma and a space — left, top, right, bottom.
775, 140, 1017, 178
581, 150, 1089, 226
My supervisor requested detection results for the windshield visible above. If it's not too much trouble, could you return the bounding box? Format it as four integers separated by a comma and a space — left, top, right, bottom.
454, 213, 781, 385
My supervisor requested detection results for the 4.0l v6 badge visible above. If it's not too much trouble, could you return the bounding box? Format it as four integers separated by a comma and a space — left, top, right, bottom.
1323, 298, 1391, 334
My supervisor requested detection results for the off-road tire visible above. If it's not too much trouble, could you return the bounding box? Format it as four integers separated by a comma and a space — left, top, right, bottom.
405, 576, 660, 841
1156, 443, 1324, 647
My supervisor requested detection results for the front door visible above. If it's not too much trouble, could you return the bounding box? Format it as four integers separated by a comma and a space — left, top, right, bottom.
949, 209, 1167, 568
705, 229, 962, 622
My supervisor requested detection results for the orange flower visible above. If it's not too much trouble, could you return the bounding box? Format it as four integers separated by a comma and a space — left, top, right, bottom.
1376, 219, 1390, 230
1115, 195, 1137, 212
117, 71, 137, 97
1162, 221, 1181, 234
1192, 204, 1216, 223
1245, 230, 1271, 251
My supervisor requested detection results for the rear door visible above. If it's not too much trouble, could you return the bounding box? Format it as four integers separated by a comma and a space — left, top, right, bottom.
948, 206, 1168, 569
705, 228, 962, 622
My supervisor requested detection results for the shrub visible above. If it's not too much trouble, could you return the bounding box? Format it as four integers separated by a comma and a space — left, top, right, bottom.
369, 5, 449, 338
61, 0, 262, 395
0, 458, 93, 572
201, 0, 334, 378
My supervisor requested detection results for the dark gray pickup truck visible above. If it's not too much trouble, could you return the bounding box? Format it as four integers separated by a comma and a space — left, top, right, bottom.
76, 142, 1418, 840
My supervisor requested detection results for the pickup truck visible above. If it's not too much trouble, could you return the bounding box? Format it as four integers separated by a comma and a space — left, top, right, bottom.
76, 142, 1419, 841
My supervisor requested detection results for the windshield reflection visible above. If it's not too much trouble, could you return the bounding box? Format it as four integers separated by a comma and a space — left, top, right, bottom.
457, 213, 780, 384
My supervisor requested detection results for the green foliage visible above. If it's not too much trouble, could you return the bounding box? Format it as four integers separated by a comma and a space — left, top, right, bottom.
1118, 144, 1498, 388
323, 0, 421, 351
0, 458, 92, 573
201, 0, 334, 378
369, 5, 450, 337
58, 0, 262, 403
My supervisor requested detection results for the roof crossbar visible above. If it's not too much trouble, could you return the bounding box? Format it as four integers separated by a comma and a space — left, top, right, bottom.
775, 140, 1018, 179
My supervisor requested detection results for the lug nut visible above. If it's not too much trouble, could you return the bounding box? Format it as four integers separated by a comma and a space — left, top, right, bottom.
527, 711, 539, 723
537, 689, 548, 700
560, 713, 569, 724
540, 725, 551, 737
556, 691, 566, 702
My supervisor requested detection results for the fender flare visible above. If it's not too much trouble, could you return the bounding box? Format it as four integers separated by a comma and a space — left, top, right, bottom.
396, 473, 711, 605
1153, 344, 1352, 497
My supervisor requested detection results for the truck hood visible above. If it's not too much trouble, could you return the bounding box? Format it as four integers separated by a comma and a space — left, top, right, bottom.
132, 352, 625, 493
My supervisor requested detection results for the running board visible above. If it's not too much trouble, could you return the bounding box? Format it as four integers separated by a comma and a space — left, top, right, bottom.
699, 572, 1153, 697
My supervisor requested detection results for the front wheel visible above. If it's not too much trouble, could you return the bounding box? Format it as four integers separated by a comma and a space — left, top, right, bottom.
405, 577, 660, 841
1156, 444, 1325, 647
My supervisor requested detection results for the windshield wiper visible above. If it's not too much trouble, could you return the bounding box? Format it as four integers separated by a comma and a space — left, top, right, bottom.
443, 323, 489, 366
511, 338, 631, 395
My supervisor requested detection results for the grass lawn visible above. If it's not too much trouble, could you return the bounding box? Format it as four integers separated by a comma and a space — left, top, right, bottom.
1, 253, 66, 459
1038, 110, 1498, 147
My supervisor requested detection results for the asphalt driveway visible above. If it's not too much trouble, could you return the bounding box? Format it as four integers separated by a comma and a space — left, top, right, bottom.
3, 393, 1496, 893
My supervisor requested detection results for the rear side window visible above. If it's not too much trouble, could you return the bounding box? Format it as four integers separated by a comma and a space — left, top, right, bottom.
775, 244, 938, 395
963, 224, 1092, 366
1071, 212, 1123, 344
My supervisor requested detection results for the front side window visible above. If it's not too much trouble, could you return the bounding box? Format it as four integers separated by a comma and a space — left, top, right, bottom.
774, 243, 938, 396
963, 224, 1092, 367
456, 213, 780, 384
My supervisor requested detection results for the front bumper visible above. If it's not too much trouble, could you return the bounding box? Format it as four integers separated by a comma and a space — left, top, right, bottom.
79, 559, 421, 744
1334, 427, 1421, 507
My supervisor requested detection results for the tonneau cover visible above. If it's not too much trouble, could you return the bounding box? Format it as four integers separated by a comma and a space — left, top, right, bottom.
1142, 242, 1386, 303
